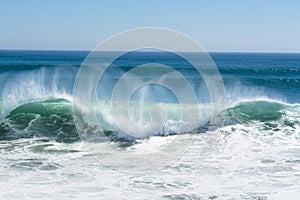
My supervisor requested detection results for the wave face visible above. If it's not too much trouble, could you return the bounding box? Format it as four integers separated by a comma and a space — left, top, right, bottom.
226, 100, 300, 133
227, 101, 285, 123
1, 98, 299, 142
0, 99, 78, 142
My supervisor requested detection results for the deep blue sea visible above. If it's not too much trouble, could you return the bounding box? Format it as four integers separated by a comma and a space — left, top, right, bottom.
0, 50, 299, 199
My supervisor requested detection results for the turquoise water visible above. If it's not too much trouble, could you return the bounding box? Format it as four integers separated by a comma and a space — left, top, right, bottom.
0, 50, 300, 199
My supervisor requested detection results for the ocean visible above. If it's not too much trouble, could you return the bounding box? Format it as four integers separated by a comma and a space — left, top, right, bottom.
0, 50, 299, 199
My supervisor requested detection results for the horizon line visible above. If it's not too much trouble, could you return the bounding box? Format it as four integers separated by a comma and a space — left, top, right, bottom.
1, 48, 300, 54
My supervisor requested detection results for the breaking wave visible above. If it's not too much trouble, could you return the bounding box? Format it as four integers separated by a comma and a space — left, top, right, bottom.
0, 98, 299, 142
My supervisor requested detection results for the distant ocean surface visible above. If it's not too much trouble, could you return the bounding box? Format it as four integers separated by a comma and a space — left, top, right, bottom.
0, 50, 300, 199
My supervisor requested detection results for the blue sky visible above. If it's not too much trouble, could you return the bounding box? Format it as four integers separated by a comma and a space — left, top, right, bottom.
1, 0, 299, 52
